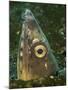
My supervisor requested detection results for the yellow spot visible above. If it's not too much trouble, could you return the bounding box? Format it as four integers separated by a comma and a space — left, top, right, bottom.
45, 63, 47, 70
32, 38, 39, 44
20, 51, 23, 56
21, 42, 23, 48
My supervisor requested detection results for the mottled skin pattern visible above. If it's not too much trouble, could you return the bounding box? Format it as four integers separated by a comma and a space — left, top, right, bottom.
17, 9, 65, 81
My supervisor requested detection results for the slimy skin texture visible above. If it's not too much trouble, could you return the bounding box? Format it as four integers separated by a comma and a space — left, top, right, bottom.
17, 9, 59, 81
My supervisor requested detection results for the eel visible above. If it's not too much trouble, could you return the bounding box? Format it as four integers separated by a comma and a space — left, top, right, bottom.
17, 9, 65, 81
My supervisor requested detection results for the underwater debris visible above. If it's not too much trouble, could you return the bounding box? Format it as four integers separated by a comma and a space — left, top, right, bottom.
9, 76, 66, 89
16, 31, 20, 35
50, 75, 54, 79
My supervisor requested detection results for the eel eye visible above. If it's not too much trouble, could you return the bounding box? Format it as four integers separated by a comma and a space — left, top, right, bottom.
34, 45, 47, 58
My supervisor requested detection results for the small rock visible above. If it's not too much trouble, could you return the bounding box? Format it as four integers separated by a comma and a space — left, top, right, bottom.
50, 75, 54, 79
16, 31, 20, 35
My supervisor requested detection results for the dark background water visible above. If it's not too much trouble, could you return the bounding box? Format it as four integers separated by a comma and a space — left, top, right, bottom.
9, 1, 66, 88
